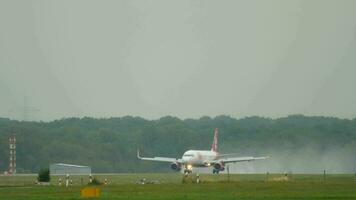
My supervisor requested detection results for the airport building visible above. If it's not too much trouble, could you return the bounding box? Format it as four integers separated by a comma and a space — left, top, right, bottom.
49, 163, 91, 175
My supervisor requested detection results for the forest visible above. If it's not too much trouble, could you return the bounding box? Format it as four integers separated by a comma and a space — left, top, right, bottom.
0, 115, 355, 173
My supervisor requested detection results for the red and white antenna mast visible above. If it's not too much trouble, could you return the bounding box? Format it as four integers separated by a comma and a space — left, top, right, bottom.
8, 136, 16, 174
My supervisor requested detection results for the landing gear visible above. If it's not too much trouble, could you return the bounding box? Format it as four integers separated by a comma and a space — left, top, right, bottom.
183, 164, 193, 175
213, 169, 220, 174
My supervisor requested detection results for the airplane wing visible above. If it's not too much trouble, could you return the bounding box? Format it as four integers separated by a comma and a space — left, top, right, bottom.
215, 156, 269, 164
137, 150, 182, 163
218, 153, 241, 157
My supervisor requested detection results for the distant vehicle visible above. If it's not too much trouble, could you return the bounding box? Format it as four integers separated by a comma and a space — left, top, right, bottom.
137, 128, 269, 174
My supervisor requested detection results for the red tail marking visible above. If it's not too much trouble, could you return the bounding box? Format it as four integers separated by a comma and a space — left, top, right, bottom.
211, 128, 218, 152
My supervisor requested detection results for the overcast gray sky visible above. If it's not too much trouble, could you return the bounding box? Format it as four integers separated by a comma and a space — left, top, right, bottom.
1, 0, 356, 121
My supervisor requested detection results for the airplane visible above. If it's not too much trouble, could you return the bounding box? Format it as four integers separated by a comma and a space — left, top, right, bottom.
137, 128, 269, 174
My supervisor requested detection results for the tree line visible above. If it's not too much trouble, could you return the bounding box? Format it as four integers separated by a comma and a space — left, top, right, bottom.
0, 115, 355, 173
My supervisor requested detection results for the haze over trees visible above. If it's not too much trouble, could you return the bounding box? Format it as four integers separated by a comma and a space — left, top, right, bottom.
0, 115, 355, 173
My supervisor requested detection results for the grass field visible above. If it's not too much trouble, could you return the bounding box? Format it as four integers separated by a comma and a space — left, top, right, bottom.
0, 173, 356, 199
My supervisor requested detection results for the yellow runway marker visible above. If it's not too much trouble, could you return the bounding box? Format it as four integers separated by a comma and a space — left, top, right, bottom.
81, 187, 100, 198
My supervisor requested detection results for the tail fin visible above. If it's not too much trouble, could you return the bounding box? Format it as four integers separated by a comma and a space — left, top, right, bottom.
211, 128, 218, 152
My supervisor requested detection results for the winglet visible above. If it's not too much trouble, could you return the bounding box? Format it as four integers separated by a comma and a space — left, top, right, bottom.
257, 156, 271, 160
137, 149, 142, 159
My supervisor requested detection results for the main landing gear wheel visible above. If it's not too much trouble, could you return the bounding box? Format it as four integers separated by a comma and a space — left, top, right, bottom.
184, 169, 192, 175
213, 169, 220, 174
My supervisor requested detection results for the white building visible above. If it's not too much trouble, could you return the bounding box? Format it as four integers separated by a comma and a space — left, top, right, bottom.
49, 163, 91, 175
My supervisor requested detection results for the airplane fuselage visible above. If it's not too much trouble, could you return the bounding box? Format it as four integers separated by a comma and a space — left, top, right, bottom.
181, 150, 218, 167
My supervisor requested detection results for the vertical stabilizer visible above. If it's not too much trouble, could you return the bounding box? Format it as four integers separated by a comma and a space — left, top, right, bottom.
211, 128, 218, 152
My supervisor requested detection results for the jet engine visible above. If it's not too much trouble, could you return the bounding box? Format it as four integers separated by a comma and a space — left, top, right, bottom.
170, 162, 181, 171
213, 162, 225, 171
